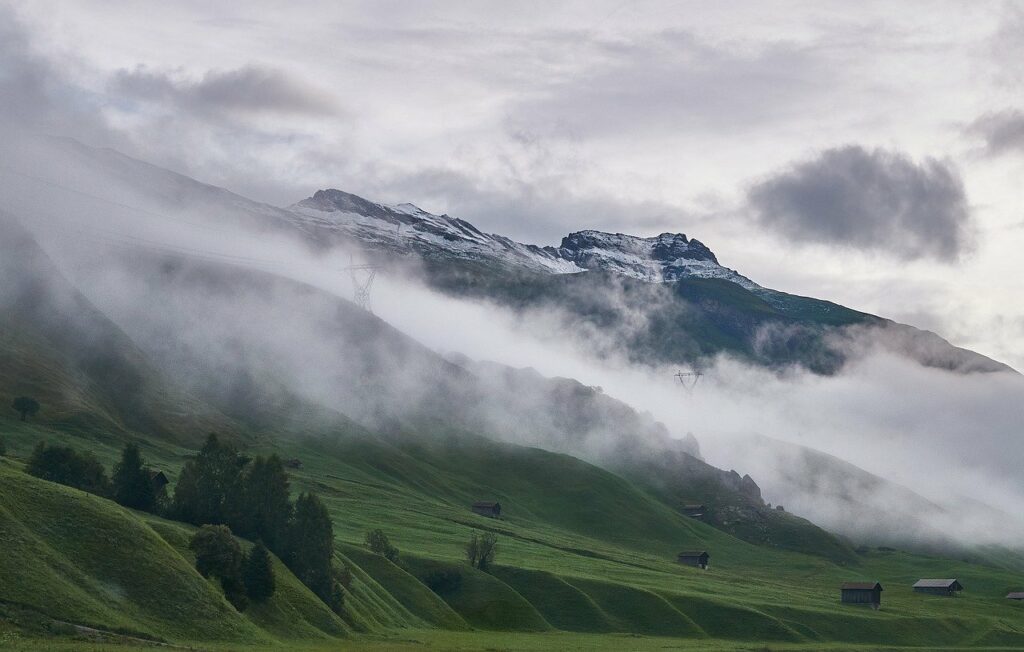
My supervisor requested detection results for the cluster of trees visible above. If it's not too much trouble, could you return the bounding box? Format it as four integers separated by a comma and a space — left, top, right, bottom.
171, 434, 346, 613
26, 442, 112, 495
25, 442, 167, 512
189, 525, 275, 610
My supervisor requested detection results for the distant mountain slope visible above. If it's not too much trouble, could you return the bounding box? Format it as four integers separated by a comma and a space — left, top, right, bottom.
16, 138, 1009, 375
286, 187, 1010, 375
0, 214, 233, 445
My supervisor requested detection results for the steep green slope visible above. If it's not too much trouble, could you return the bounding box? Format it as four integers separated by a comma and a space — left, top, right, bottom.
0, 215, 234, 446
0, 459, 347, 645
416, 258, 1010, 375
5, 420, 1024, 649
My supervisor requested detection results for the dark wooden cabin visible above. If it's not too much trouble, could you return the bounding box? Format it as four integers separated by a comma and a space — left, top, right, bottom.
1006, 592, 1024, 600
285, 458, 303, 469
913, 579, 963, 596
471, 501, 501, 518
680, 504, 707, 518
841, 582, 883, 607
147, 470, 169, 491
677, 551, 709, 569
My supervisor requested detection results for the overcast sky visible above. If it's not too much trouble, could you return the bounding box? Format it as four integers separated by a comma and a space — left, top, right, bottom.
3, 0, 1023, 368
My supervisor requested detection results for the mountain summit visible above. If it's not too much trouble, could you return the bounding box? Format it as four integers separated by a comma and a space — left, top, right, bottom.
290, 189, 756, 287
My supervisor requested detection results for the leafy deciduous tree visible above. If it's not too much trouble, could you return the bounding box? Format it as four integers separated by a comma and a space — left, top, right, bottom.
11, 396, 40, 421
466, 532, 497, 572
364, 529, 399, 563
189, 524, 248, 611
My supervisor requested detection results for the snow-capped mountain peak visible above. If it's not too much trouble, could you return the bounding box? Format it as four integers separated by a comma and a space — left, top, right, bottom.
288, 189, 758, 288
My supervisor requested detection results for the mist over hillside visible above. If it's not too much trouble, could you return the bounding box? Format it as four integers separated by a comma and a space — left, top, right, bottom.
1, 136, 1023, 558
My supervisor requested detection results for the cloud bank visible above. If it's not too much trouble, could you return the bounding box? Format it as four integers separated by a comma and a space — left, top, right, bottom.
748, 146, 973, 261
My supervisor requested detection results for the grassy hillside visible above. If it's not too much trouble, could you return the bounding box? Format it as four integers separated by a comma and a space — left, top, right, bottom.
0, 458, 348, 646
2, 208, 1024, 649
5, 417, 1024, 650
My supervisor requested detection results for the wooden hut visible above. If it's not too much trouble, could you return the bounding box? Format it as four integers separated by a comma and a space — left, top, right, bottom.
680, 504, 706, 518
285, 458, 303, 469
677, 551, 709, 569
1006, 592, 1024, 600
471, 501, 501, 518
147, 470, 169, 491
841, 582, 883, 608
913, 579, 963, 596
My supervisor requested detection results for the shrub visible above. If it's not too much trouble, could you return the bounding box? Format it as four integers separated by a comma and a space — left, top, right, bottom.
365, 529, 400, 563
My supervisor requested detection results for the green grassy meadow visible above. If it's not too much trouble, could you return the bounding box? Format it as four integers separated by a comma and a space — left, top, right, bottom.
3, 414, 1024, 651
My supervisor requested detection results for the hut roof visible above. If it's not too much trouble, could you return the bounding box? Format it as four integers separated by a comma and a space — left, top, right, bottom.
913, 579, 962, 589
841, 582, 883, 591
472, 501, 500, 508
677, 551, 708, 557
1006, 592, 1024, 599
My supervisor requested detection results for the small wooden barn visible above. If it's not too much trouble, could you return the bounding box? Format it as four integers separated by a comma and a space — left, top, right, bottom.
471, 501, 501, 518
285, 458, 303, 469
677, 551, 709, 569
680, 504, 706, 518
841, 582, 883, 608
913, 579, 963, 596
1006, 592, 1024, 600
147, 470, 169, 491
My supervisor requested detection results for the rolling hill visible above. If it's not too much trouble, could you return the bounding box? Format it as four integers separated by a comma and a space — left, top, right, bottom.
3, 139, 1024, 650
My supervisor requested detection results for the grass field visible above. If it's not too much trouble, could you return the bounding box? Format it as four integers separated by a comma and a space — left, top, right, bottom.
4, 413, 1024, 651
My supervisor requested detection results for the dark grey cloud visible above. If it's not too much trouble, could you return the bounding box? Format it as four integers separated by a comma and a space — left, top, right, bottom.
967, 110, 1024, 156
112, 64, 339, 116
748, 146, 972, 261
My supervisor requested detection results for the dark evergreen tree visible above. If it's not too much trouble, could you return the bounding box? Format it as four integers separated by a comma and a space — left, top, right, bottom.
112, 443, 157, 511
287, 492, 339, 610
11, 396, 40, 421
26, 442, 109, 495
172, 434, 243, 525
242, 542, 276, 602
189, 524, 247, 611
238, 455, 292, 552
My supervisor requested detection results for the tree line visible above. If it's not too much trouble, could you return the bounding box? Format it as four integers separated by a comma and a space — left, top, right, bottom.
23, 434, 347, 614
